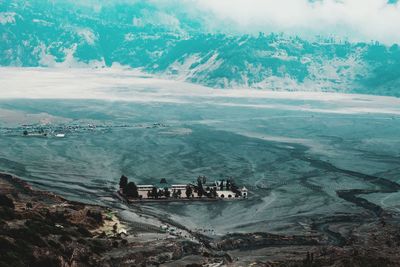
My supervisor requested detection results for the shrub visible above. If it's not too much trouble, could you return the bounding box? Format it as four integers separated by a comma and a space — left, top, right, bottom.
59, 234, 72, 243
77, 226, 92, 237
86, 210, 103, 224
77, 238, 87, 245
0, 195, 14, 209
0, 237, 15, 253
25, 220, 52, 236
0, 208, 15, 220
47, 239, 61, 250
29, 255, 61, 267
125, 182, 139, 198
90, 239, 107, 254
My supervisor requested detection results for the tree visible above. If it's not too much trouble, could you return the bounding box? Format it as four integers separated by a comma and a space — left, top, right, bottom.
210, 188, 217, 198
185, 185, 192, 199
230, 179, 241, 196
226, 179, 231, 190
164, 188, 170, 198
152, 187, 158, 199
197, 178, 205, 198
0, 194, 14, 209
125, 182, 139, 198
119, 175, 128, 191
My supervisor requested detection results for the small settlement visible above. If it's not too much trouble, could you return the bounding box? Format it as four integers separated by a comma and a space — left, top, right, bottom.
117, 175, 248, 202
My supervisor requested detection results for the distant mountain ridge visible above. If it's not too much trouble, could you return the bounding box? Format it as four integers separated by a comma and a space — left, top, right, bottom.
1, 0, 400, 96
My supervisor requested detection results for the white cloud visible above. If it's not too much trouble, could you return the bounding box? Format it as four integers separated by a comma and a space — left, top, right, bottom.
188, 0, 400, 44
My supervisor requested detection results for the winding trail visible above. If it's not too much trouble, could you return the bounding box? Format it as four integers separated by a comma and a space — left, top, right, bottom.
289, 143, 400, 217
284, 143, 400, 245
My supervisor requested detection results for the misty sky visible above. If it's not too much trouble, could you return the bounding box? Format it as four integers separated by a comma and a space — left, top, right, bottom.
186, 0, 400, 44
2, 0, 399, 44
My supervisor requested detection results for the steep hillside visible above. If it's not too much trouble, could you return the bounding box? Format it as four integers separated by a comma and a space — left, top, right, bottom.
1, 0, 400, 96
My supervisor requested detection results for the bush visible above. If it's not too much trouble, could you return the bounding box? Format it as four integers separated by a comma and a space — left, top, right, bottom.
0, 195, 14, 209
59, 234, 72, 243
77, 238, 87, 245
8, 228, 45, 247
0, 208, 15, 220
25, 220, 52, 236
77, 226, 92, 237
29, 255, 61, 267
0, 237, 16, 253
2, 251, 22, 266
90, 239, 107, 254
47, 239, 61, 250
14, 239, 31, 255
48, 210, 66, 223
86, 210, 103, 224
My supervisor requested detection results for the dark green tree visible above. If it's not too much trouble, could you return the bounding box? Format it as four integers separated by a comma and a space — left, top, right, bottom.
210, 188, 217, 198
152, 187, 158, 199
125, 182, 139, 198
185, 185, 192, 199
164, 188, 170, 198
198, 186, 203, 198
226, 179, 231, 190
119, 175, 128, 191
197, 177, 205, 198
230, 180, 241, 196
0, 194, 14, 209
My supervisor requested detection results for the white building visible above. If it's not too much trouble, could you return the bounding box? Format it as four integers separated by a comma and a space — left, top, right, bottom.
128, 178, 248, 200
137, 185, 154, 191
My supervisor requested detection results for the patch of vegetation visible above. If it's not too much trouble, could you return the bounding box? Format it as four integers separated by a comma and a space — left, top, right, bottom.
0, 195, 14, 209
0, 207, 15, 220
29, 255, 61, 267
89, 239, 108, 254
8, 227, 47, 247
25, 219, 55, 236
86, 210, 103, 225
59, 234, 72, 243
77, 226, 92, 237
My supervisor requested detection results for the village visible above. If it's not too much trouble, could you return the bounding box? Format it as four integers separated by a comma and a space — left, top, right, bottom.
117, 175, 248, 202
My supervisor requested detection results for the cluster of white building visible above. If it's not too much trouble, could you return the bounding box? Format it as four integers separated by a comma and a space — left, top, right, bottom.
135, 178, 248, 200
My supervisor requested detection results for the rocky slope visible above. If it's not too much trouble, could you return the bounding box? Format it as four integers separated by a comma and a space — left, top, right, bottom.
1, 172, 400, 266
0, 173, 222, 266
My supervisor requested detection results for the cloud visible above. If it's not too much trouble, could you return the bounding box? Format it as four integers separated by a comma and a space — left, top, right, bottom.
186, 0, 400, 44
24, 0, 400, 44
